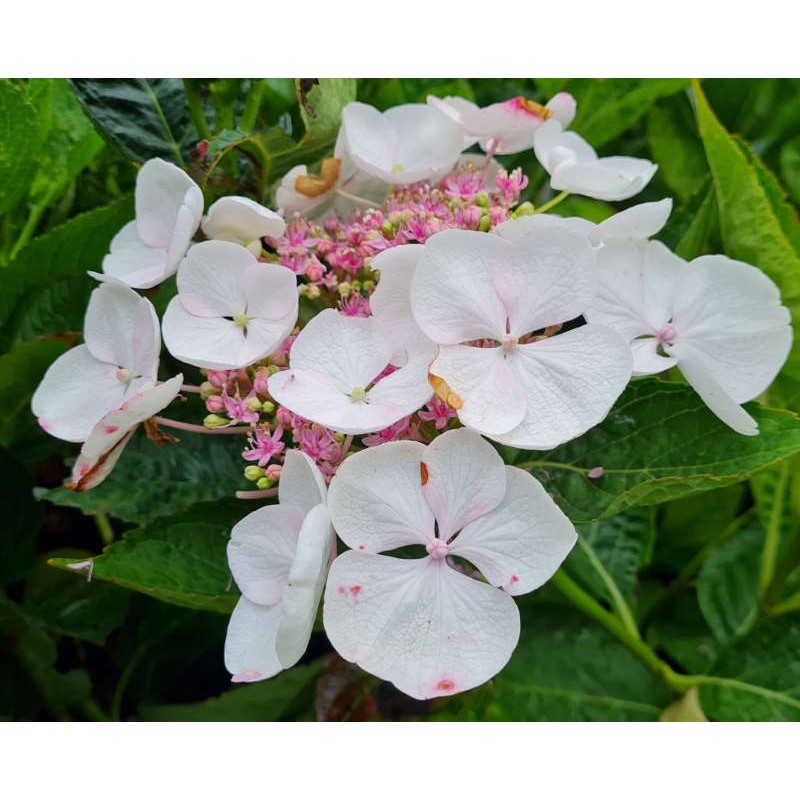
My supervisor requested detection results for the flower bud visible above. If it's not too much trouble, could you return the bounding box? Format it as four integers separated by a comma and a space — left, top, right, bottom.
205, 395, 225, 413
256, 477, 274, 490
260, 400, 275, 415
203, 414, 230, 429
306, 285, 321, 300
200, 381, 218, 400
244, 396, 262, 413
244, 465, 266, 481
338, 282, 352, 298
478, 214, 492, 232
512, 201, 535, 218
265, 464, 282, 481
475, 191, 490, 208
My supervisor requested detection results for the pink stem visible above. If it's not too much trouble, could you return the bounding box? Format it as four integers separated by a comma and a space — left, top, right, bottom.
180, 384, 203, 394
154, 416, 252, 435
236, 488, 279, 500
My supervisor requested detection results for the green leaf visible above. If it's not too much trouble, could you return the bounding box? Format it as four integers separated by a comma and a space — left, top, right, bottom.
659, 178, 718, 260
0, 194, 133, 344
518, 378, 800, 523
69, 79, 197, 166
565, 507, 655, 604
567, 78, 690, 147
26, 79, 104, 205
693, 79, 800, 407
138, 660, 320, 721
0, 335, 76, 450
23, 549, 130, 646
698, 614, 800, 721
0, 79, 42, 216
647, 95, 708, 202
478, 602, 672, 720
779, 136, 800, 204
44, 415, 249, 524
49, 498, 246, 613
647, 592, 718, 675
697, 518, 763, 643
0, 445, 40, 587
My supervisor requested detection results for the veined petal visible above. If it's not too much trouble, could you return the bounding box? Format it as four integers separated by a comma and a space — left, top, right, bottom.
224, 596, 283, 682
275, 165, 334, 219
546, 92, 577, 128
451, 467, 577, 595
327, 440, 433, 552
162, 297, 247, 370
341, 102, 396, 177
228, 504, 304, 605
166, 186, 204, 269
102, 220, 170, 290
492, 325, 632, 450
31, 344, 128, 442
176, 241, 250, 318
493, 224, 596, 335
276, 505, 335, 668
135, 158, 202, 249
202, 196, 286, 245
288, 309, 392, 392
323, 552, 520, 700
83, 281, 160, 380
592, 199, 672, 244
675, 345, 759, 436
278, 449, 327, 516
242, 262, 298, 323
552, 157, 657, 202
631, 337, 677, 376
429, 345, 526, 436
411, 230, 511, 344
493, 213, 594, 244
67, 375, 183, 490
365, 351, 433, 418
420, 428, 507, 542
534, 120, 597, 172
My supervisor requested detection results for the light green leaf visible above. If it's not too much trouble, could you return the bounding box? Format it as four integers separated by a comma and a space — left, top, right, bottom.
0, 79, 42, 216
698, 614, 800, 721
518, 378, 800, 523
697, 518, 763, 643
49, 499, 246, 613
693, 79, 800, 408
779, 136, 800, 205
138, 661, 320, 721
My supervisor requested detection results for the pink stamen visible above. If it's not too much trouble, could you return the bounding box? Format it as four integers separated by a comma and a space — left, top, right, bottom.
656, 323, 677, 344
426, 539, 450, 560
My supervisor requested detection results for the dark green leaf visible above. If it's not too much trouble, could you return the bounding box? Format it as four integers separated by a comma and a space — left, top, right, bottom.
0, 446, 40, 587
699, 614, 800, 721
476, 602, 671, 720
647, 592, 718, 675
23, 549, 130, 646
0, 194, 133, 344
49, 498, 247, 613
70, 79, 197, 165
647, 95, 708, 202
139, 660, 320, 721
565, 507, 655, 604
659, 178, 718, 260
519, 378, 800, 523
697, 518, 763, 643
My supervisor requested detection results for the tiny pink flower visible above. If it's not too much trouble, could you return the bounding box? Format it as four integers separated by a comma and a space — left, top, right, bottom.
243, 425, 286, 467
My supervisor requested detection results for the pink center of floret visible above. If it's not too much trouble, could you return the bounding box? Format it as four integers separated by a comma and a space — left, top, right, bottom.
426, 538, 450, 560
116, 367, 133, 384
656, 323, 677, 344
501, 333, 518, 355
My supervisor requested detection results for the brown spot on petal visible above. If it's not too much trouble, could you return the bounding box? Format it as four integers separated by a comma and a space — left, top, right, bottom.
429, 373, 463, 410
144, 417, 179, 446
295, 158, 341, 197
518, 97, 552, 119
420, 461, 429, 486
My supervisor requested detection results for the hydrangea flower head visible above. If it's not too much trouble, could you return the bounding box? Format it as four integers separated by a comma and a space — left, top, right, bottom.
323, 428, 577, 699
103, 158, 204, 289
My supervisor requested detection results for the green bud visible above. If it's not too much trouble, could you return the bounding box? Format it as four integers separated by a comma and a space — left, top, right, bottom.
478, 214, 492, 232
203, 414, 229, 429
475, 191, 490, 208
381, 220, 395, 237
244, 397, 262, 413
513, 201, 535, 218
200, 381, 218, 400
260, 400, 275, 415
306, 285, 321, 300
244, 465, 266, 481
338, 281, 352, 298
298, 284, 309, 297
266, 364, 281, 376
362, 280, 376, 292
256, 477, 274, 490
351, 280, 362, 292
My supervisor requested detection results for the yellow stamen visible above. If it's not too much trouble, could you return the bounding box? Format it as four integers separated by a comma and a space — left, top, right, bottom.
519, 98, 553, 119
429, 373, 463, 410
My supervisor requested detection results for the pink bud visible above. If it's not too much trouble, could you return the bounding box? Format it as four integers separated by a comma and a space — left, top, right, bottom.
206, 395, 225, 413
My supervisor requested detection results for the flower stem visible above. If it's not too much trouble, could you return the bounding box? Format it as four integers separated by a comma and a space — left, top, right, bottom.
154, 416, 252, 435
759, 459, 790, 601
534, 190, 570, 214
183, 79, 212, 140
236, 488, 278, 500
334, 188, 378, 208
240, 79, 266, 131
180, 384, 203, 394
549, 569, 695, 694
94, 511, 114, 547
